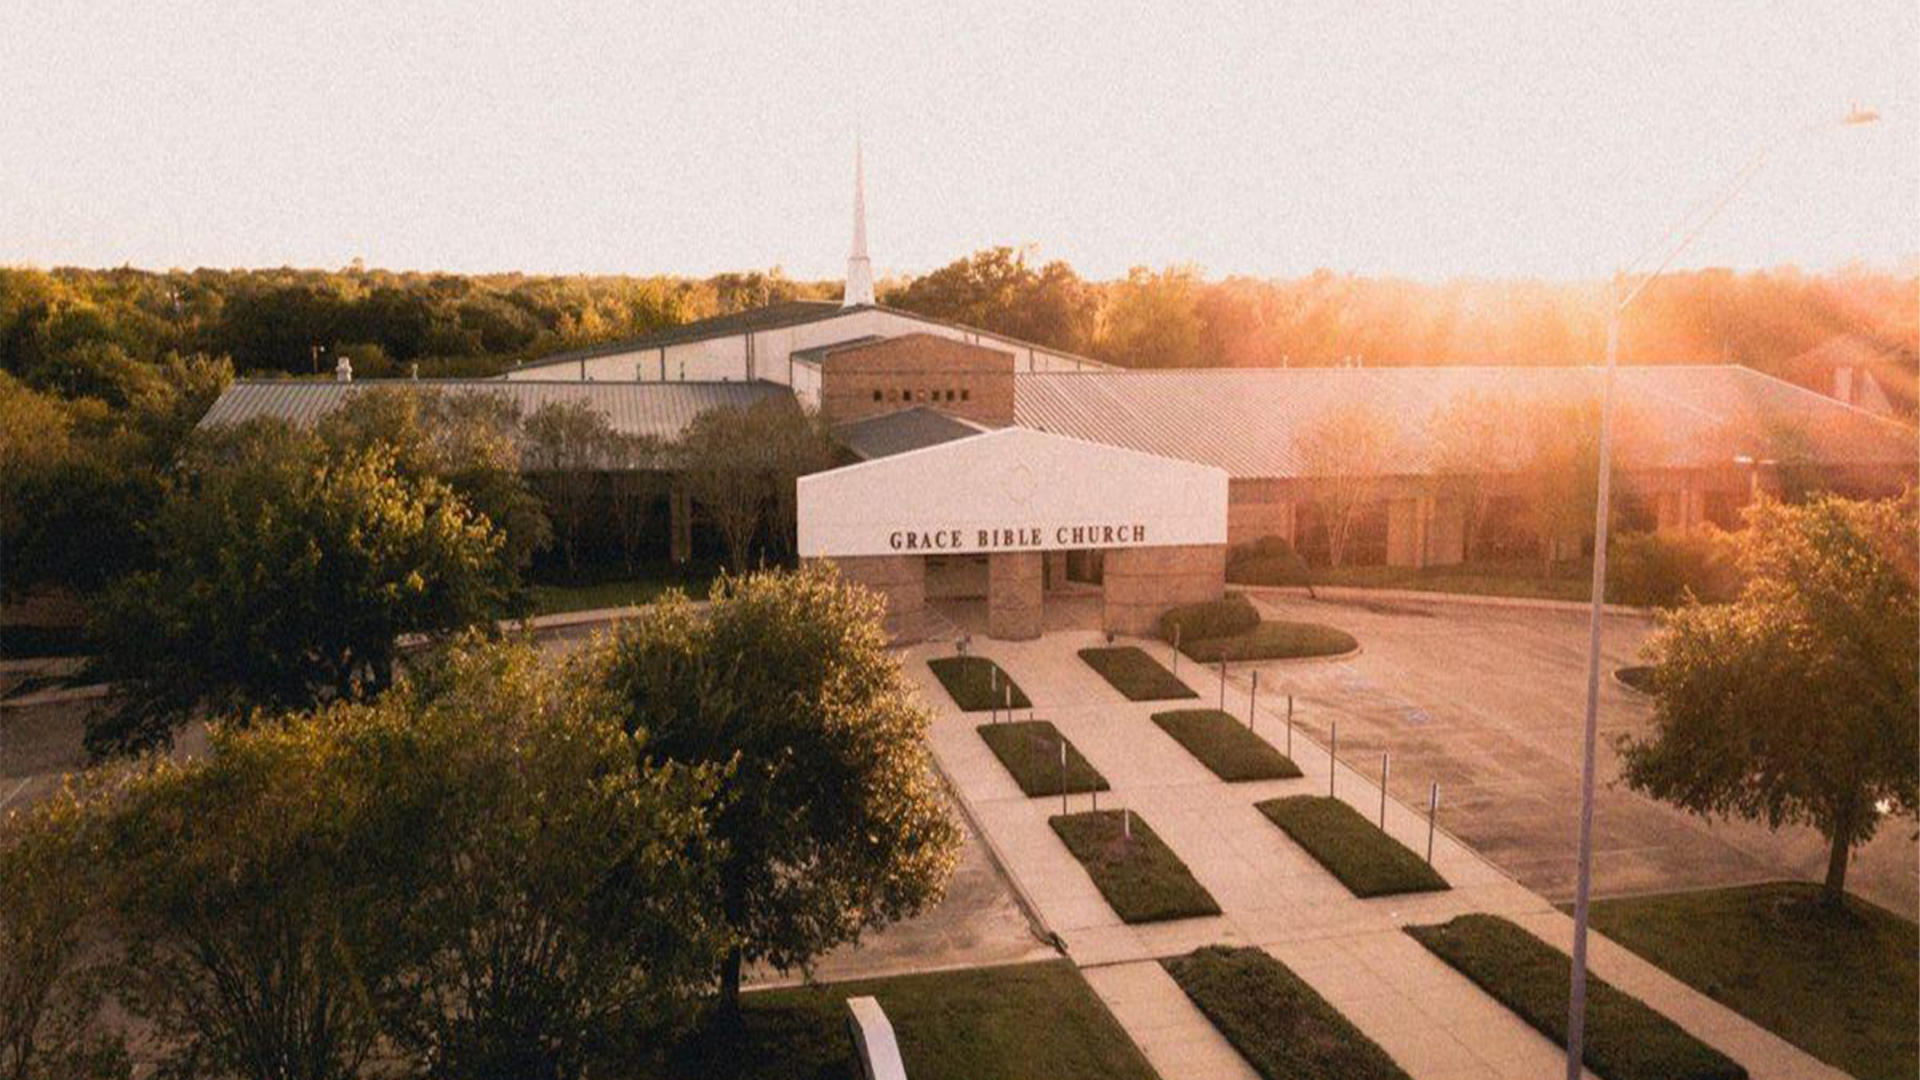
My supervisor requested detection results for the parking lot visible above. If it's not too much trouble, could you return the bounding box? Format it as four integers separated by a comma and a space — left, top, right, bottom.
1234, 590, 1918, 918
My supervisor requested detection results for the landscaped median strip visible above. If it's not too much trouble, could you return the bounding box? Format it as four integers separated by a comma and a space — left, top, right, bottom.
1049, 809, 1221, 923
1257, 795, 1448, 898
976, 720, 1109, 797
1076, 646, 1197, 701
926, 655, 1031, 711
1179, 620, 1358, 662
1151, 709, 1302, 781
1406, 914, 1749, 1080
1162, 946, 1412, 1080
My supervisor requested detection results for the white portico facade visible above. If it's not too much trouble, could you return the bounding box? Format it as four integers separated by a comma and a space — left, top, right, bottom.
799, 428, 1229, 641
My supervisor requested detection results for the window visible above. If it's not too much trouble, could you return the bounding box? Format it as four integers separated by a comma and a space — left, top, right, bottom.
872, 389, 883, 402
961, 389, 971, 401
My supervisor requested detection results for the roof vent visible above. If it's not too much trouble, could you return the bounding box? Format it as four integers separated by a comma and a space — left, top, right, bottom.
335, 356, 353, 382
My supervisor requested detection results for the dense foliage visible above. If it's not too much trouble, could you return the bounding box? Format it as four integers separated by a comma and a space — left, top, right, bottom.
599, 568, 960, 1015
0, 637, 727, 1080
85, 422, 519, 755
1618, 493, 1919, 905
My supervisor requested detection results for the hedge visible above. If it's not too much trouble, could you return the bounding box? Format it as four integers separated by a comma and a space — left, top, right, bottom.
1179, 622, 1358, 663
1156, 596, 1261, 645
1406, 914, 1747, 1080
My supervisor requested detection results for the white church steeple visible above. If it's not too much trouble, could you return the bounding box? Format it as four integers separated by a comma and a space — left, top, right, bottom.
844, 137, 875, 307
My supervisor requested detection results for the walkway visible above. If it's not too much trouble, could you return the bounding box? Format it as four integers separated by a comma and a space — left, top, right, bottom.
902, 627, 1847, 1080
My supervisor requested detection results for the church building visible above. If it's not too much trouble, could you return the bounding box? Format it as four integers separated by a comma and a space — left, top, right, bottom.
201, 147, 1918, 642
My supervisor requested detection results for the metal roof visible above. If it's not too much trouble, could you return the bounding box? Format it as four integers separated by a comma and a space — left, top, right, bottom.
790, 335, 887, 366
1013, 365, 1916, 479
833, 406, 990, 460
199, 379, 792, 442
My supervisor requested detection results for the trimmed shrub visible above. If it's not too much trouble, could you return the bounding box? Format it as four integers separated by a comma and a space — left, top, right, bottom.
1608, 529, 1743, 608
1157, 595, 1261, 644
1180, 622, 1358, 663
1226, 536, 1314, 587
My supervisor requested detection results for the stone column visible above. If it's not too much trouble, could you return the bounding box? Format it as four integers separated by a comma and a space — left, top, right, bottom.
1102, 545, 1227, 637
987, 552, 1044, 640
823, 555, 926, 643
1385, 498, 1423, 568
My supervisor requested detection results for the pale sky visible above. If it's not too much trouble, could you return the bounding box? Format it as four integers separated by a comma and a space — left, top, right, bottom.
2, 2, 1914, 282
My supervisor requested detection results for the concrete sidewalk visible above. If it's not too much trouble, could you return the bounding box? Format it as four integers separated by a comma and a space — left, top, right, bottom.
903, 628, 1847, 1080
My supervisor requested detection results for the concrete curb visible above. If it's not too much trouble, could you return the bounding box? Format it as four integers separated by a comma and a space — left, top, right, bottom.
1234, 583, 1654, 619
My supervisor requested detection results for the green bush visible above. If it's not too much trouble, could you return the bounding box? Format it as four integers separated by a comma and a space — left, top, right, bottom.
1157, 595, 1261, 645
1608, 529, 1743, 608
927, 656, 1031, 711
1151, 709, 1301, 781
1226, 536, 1314, 587
1180, 622, 1358, 662
977, 721, 1109, 797
1077, 647, 1198, 701
1163, 946, 1411, 1080
1049, 810, 1221, 923
1407, 914, 1747, 1080
1257, 796, 1448, 897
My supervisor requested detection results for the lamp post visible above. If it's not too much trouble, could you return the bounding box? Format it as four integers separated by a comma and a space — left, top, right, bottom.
1562, 105, 1880, 1080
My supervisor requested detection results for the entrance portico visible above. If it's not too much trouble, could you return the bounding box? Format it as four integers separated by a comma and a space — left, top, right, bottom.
798, 427, 1229, 642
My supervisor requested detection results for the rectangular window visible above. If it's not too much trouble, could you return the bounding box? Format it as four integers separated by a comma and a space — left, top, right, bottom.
961, 389, 971, 401
872, 389, 883, 402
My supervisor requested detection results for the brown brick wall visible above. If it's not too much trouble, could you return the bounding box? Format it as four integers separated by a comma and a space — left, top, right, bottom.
819, 334, 1017, 425
1101, 544, 1226, 637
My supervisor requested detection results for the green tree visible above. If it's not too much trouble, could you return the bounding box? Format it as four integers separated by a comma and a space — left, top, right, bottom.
599, 568, 960, 1018
1296, 401, 1401, 568
1426, 390, 1527, 559
315, 386, 552, 572
1096, 265, 1205, 368
99, 717, 416, 1080
756, 400, 839, 564
0, 786, 130, 1080
85, 424, 513, 756
522, 399, 615, 576
365, 638, 727, 1080
606, 432, 665, 573
678, 406, 770, 571
1617, 493, 1919, 906
884, 246, 1098, 353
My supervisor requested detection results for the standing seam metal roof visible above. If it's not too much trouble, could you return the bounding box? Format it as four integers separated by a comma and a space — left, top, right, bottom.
198, 379, 792, 442
1012, 365, 1917, 479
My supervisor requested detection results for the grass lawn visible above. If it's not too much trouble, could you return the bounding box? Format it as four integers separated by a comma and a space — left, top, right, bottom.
527, 566, 721, 615
1164, 946, 1411, 1080
1179, 621, 1358, 663
1257, 796, 1447, 898
1407, 914, 1747, 1080
976, 721, 1109, 797
1050, 809, 1221, 923
1077, 646, 1197, 702
1580, 883, 1917, 1080
650, 959, 1159, 1080
926, 656, 1032, 711
1151, 709, 1302, 782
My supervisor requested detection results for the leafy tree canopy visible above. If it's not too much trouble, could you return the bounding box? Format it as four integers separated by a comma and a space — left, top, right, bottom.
1618, 492, 1919, 905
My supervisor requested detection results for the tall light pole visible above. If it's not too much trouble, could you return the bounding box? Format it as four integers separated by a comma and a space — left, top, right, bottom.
1562, 105, 1881, 1080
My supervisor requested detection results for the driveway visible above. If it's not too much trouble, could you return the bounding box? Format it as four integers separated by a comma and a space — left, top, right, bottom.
1236, 590, 1918, 918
